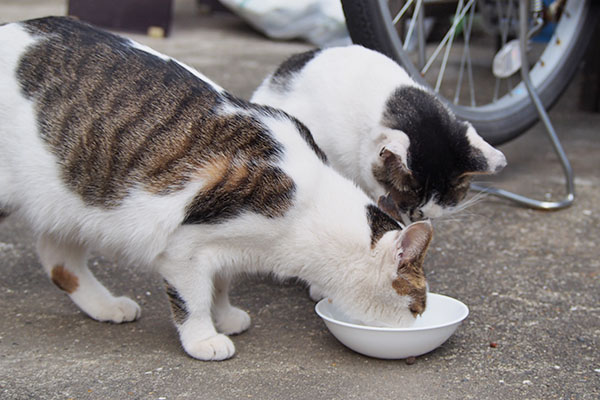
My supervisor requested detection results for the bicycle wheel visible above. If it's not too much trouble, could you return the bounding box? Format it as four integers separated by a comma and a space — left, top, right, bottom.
341, 0, 598, 145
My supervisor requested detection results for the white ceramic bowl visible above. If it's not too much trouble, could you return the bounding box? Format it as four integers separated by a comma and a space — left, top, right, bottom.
315, 293, 469, 359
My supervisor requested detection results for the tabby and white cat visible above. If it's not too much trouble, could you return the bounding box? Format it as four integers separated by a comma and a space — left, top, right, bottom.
0, 17, 433, 361
252, 46, 507, 224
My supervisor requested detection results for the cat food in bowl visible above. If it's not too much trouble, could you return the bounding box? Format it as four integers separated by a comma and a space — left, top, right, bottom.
315, 293, 468, 359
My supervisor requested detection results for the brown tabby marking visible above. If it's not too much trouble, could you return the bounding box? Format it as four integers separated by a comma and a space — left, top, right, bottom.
224, 162, 250, 191
165, 281, 188, 325
197, 155, 232, 190
392, 266, 427, 317
391, 224, 432, 316
51, 265, 79, 294
372, 153, 422, 221
17, 17, 297, 224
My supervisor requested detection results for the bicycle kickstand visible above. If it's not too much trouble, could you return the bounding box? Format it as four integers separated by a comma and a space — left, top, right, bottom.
470, 0, 575, 210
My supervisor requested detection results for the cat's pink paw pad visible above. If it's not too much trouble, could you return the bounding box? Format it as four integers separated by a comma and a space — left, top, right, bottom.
184, 334, 235, 361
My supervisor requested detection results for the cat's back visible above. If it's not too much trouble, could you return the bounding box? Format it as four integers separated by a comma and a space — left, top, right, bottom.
0, 17, 335, 262
251, 46, 421, 156
1, 16, 226, 208
0, 19, 37, 118
253, 45, 413, 116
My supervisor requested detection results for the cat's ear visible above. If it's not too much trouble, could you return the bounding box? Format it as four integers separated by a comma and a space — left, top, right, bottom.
395, 220, 433, 265
378, 128, 411, 174
461, 123, 507, 176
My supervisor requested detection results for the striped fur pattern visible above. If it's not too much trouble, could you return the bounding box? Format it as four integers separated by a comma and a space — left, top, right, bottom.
17, 17, 297, 222
0, 17, 433, 361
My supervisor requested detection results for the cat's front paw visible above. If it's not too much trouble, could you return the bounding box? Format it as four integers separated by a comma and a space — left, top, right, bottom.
84, 296, 141, 323
183, 333, 235, 361
215, 307, 251, 335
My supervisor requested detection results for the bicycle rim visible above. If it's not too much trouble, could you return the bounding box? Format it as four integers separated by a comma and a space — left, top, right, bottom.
343, 0, 596, 145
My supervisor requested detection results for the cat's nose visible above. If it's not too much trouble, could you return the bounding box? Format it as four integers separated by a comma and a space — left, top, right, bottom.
410, 209, 425, 221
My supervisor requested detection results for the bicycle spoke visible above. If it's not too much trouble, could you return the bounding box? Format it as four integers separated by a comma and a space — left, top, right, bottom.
416, 4, 426, 69
392, 0, 414, 25
435, 0, 464, 92
402, 0, 423, 51
493, 78, 501, 102
493, 0, 505, 101
454, 2, 477, 106
493, 0, 515, 102
505, 74, 514, 96
466, 5, 477, 106
503, 2, 516, 96
421, 0, 475, 76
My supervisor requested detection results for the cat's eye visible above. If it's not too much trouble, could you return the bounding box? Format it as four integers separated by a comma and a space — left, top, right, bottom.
454, 175, 472, 187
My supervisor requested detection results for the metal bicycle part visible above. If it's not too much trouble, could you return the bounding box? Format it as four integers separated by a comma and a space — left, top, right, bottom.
341, 0, 590, 209
341, 0, 598, 146
470, 0, 574, 210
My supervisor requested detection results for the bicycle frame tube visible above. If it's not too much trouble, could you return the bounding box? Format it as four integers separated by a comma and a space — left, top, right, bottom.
471, 0, 575, 210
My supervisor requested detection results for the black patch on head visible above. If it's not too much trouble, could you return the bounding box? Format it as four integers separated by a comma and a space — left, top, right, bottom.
382, 87, 489, 209
366, 204, 400, 247
269, 49, 321, 92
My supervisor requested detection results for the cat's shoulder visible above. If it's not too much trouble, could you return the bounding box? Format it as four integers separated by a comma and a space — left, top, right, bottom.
263, 45, 414, 97
272, 49, 322, 81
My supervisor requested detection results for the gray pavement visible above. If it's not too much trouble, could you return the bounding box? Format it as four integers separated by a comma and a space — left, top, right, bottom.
1, 1, 599, 399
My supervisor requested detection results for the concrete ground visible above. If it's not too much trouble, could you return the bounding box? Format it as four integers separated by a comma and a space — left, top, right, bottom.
1, 1, 598, 399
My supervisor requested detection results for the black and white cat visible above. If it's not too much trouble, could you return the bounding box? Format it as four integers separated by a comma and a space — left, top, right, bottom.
252, 46, 507, 224
0, 17, 434, 360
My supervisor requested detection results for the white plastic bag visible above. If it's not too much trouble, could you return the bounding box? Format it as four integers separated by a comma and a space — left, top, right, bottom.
219, 0, 351, 47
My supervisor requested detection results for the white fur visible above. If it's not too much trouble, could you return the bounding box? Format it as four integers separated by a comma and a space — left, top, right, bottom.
252, 45, 505, 219
465, 124, 507, 173
1, 24, 427, 360
252, 45, 420, 202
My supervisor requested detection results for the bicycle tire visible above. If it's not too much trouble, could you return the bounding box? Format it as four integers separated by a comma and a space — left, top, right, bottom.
342, 0, 599, 145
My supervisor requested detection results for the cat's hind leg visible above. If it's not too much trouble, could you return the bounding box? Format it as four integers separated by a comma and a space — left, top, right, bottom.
212, 274, 251, 335
161, 262, 236, 361
36, 234, 141, 323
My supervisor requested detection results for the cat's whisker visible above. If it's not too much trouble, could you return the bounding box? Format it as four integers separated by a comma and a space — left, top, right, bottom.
431, 216, 468, 224
430, 191, 489, 223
